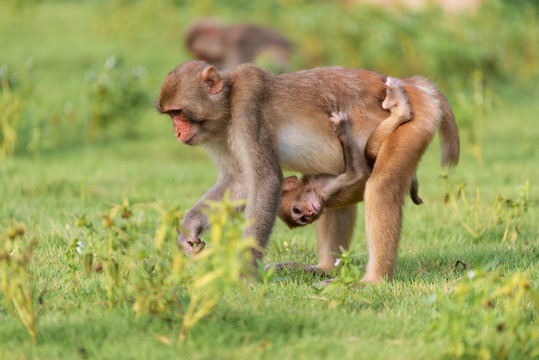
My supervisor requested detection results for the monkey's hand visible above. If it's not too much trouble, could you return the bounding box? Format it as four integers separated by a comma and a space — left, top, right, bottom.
328, 111, 350, 137
178, 232, 206, 255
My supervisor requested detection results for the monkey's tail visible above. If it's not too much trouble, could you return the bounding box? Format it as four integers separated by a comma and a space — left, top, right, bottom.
408, 76, 460, 169
437, 92, 460, 168
410, 175, 423, 205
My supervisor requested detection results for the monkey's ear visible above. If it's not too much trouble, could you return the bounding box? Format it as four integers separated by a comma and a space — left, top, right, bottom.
282, 176, 300, 192
202, 66, 223, 95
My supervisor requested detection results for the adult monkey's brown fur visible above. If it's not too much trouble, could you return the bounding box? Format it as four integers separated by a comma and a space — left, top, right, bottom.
186, 19, 293, 72
279, 77, 422, 229
157, 61, 459, 284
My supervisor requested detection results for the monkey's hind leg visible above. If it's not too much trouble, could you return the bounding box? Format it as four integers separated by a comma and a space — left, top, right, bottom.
363, 122, 428, 283
314, 205, 357, 271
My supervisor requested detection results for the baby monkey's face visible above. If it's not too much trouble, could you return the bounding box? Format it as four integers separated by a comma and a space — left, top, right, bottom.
288, 188, 322, 226
279, 176, 323, 228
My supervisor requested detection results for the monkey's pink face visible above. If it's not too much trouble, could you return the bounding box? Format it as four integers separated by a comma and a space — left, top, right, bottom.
158, 64, 227, 146
169, 110, 202, 145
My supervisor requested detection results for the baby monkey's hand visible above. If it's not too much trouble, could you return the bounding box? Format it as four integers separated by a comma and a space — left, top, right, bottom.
329, 111, 350, 138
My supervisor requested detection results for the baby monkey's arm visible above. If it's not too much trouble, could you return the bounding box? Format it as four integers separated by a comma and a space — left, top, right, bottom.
320, 111, 370, 208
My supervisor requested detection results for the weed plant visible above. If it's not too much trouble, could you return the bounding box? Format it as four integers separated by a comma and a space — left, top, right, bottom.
428, 270, 539, 359
0, 61, 35, 158
443, 176, 530, 242
319, 248, 371, 307
63, 194, 256, 343
0, 223, 37, 343
85, 56, 149, 141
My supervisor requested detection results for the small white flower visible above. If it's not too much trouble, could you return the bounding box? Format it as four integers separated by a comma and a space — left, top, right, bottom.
334, 258, 341, 267
133, 66, 147, 78
467, 270, 475, 279
428, 294, 437, 303
105, 56, 116, 70
76, 241, 84, 254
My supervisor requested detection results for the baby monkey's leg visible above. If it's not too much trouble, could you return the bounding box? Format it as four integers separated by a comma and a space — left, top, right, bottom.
367, 77, 412, 159
369, 77, 423, 205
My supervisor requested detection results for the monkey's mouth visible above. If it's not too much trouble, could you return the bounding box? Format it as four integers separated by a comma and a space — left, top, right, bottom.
183, 134, 198, 145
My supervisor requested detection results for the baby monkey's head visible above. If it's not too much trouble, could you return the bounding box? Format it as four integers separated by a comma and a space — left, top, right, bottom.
278, 176, 323, 228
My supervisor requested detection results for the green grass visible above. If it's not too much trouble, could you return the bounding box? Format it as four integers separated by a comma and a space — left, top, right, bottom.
1, 1, 538, 359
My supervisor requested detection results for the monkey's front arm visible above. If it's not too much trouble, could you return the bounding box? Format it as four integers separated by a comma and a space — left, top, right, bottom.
231, 113, 283, 255
178, 172, 238, 255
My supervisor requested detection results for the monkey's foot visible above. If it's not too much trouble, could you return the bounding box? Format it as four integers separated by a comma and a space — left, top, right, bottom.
382, 76, 403, 110
360, 274, 385, 284
304, 265, 332, 278
264, 261, 299, 272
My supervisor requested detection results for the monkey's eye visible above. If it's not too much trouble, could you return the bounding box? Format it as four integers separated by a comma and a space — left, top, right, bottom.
299, 216, 309, 224
292, 207, 301, 215
169, 109, 183, 117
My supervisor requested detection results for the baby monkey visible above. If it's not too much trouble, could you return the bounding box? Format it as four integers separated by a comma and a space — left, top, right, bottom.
279, 77, 422, 228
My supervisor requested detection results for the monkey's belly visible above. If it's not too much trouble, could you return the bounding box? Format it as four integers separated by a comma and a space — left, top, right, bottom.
278, 126, 344, 175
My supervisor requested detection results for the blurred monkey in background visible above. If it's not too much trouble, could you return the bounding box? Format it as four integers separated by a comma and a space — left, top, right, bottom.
186, 19, 293, 72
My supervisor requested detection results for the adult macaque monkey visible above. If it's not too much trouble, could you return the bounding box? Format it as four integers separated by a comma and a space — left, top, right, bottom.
157, 61, 459, 283
279, 77, 422, 229
186, 19, 293, 72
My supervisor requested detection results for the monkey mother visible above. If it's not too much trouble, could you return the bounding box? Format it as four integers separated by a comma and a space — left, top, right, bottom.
157, 61, 459, 284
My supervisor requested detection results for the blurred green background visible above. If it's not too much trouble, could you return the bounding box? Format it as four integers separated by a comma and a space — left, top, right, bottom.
1, 1, 538, 359
1, 0, 537, 159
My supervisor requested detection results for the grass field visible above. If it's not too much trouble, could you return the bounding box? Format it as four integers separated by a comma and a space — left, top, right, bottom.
1, 1, 538, 359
